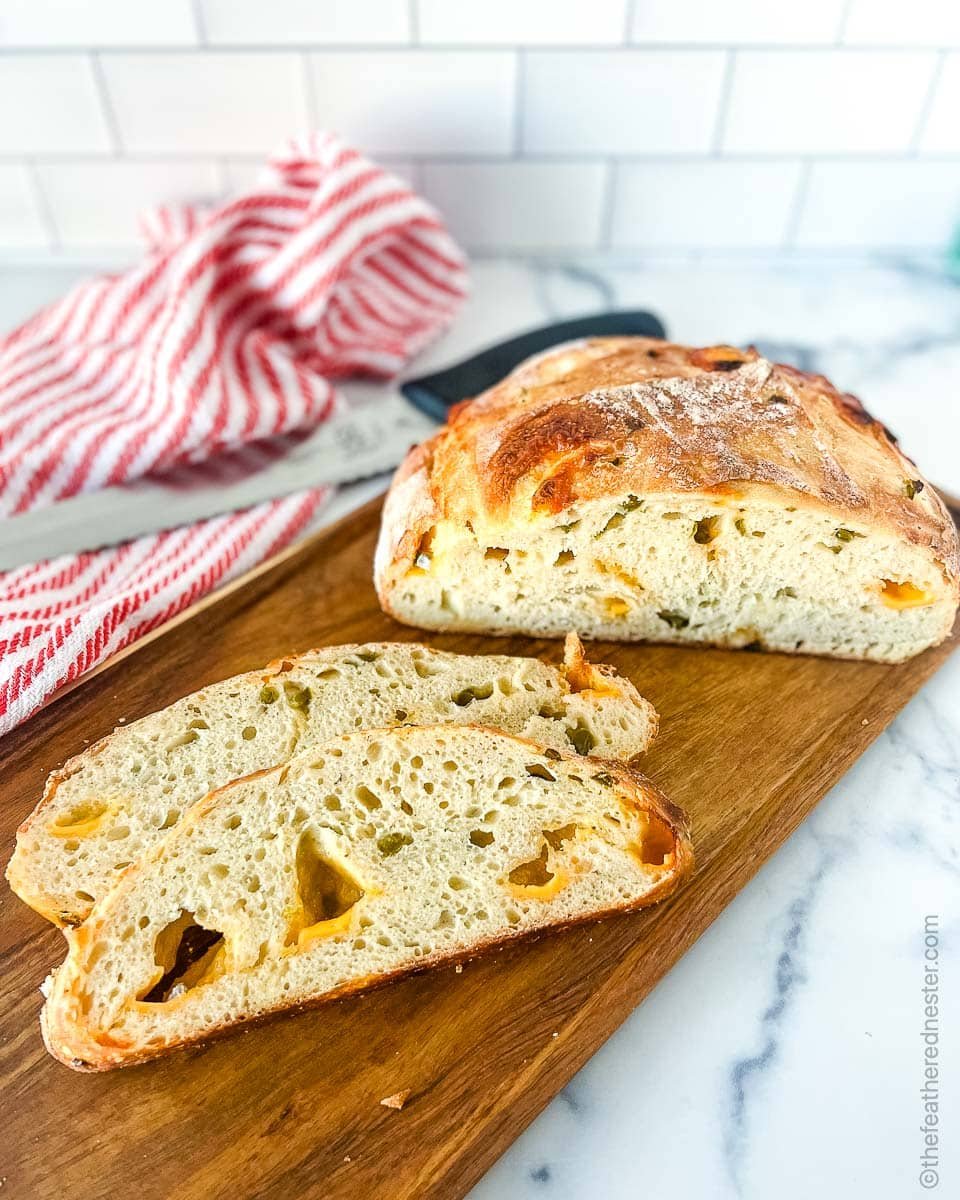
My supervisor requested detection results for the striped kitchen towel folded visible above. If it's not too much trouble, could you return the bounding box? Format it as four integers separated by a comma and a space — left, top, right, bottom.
0, 132, 468, 737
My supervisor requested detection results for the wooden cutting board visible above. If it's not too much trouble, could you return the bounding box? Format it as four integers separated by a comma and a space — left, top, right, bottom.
2, 494, 957, 1200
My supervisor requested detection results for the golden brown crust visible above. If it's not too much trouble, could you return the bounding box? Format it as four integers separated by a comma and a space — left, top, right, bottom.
41, 735, 692, 1071
375, 337, 959, 601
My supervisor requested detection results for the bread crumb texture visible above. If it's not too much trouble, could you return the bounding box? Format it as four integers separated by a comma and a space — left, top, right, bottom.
375, 338, 959, 662
8, 639, 656, 928
41, 725, 691, 1070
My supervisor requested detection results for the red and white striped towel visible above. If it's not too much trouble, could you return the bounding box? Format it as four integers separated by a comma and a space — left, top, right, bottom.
0, 133, 468, 737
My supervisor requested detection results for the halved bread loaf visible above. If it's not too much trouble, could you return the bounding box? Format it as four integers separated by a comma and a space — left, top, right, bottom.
8, 637, 656, 927
375, 338, 959, 661
41, 724, 692, 1071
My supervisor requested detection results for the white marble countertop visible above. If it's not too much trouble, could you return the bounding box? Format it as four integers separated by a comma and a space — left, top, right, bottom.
3, 257, 958, 1199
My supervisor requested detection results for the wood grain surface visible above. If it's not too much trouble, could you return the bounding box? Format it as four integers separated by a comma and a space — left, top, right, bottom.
2, 494, 957, 1200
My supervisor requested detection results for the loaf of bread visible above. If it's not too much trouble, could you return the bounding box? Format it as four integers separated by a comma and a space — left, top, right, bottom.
41, 724, 692, 1070
7, 637, 656, 927
375, 338, 959, 662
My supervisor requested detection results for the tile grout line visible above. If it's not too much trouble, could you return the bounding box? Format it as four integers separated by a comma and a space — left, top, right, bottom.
624, 0, 637, 43
301, 51, 319, 131
782, 159, 813, 250
89, 52, 124, 155
909, 50, 947, 155
24, 158, 61, 252
513, 49, 525, 157
0, 43, 955, 54
835, 0, 855, 44
711, 49, 736, 155
598, 159, 618, 251
190, 0, 208, 46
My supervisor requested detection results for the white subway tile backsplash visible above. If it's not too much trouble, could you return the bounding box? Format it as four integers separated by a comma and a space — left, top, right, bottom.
0, 18, 955, 259
421, 161, 606, 249
200, 0, 410, 46
918, 54, 960, 152
308, 52, 515, 154
0, 165, 48, 247
0, 56, 111, 154
418, 0, 628, 46
0, 0, 197, 48
222, 156, 417, 192
524, 51, 726, 153
101, 53, 309, 154
631, 0, 845, 45
610, 160, 802, 248
796, 161, 960, 247
722, 51, 935, 154
843, 1, 960, 47
37, 161, 222, 248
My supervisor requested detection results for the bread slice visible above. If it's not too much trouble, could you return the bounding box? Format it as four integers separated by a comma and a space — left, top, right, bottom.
7, 637, 657, 927
41, 724, 692, 1071
375, 338, 959, 662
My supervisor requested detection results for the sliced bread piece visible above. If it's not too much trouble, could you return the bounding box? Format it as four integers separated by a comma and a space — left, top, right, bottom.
8, 636, 657, 927
41, 724, 692, 1070
375, 337, 959, 661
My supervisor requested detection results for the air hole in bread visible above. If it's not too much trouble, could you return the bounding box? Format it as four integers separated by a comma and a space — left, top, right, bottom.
286, 831, 364, 947
412, 528, 435, 571
469, 829, 495, 848
526, 764, 556, 782
241, 726, 257, 741
167, 729, 200, 750
566, 723, 596, 755
377, 832, 413, 857
543, 824, 577, 851
355, 786, 382, 811
50, 802, 110, 838
597, 512, 624, 536
484, 547, 509, 561
453, 683, 493, 706
282, 681, 311, 713
554, 550, 575, 566
507, 845, 554, 888
139, 911, 225, 1004
634, 815, 676, 867
880, 579, 932, 609
693, 516, 720, 544
604, 596, 630, 618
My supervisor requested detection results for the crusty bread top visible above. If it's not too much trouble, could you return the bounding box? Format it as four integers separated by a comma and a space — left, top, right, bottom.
375, 337, 958, 590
